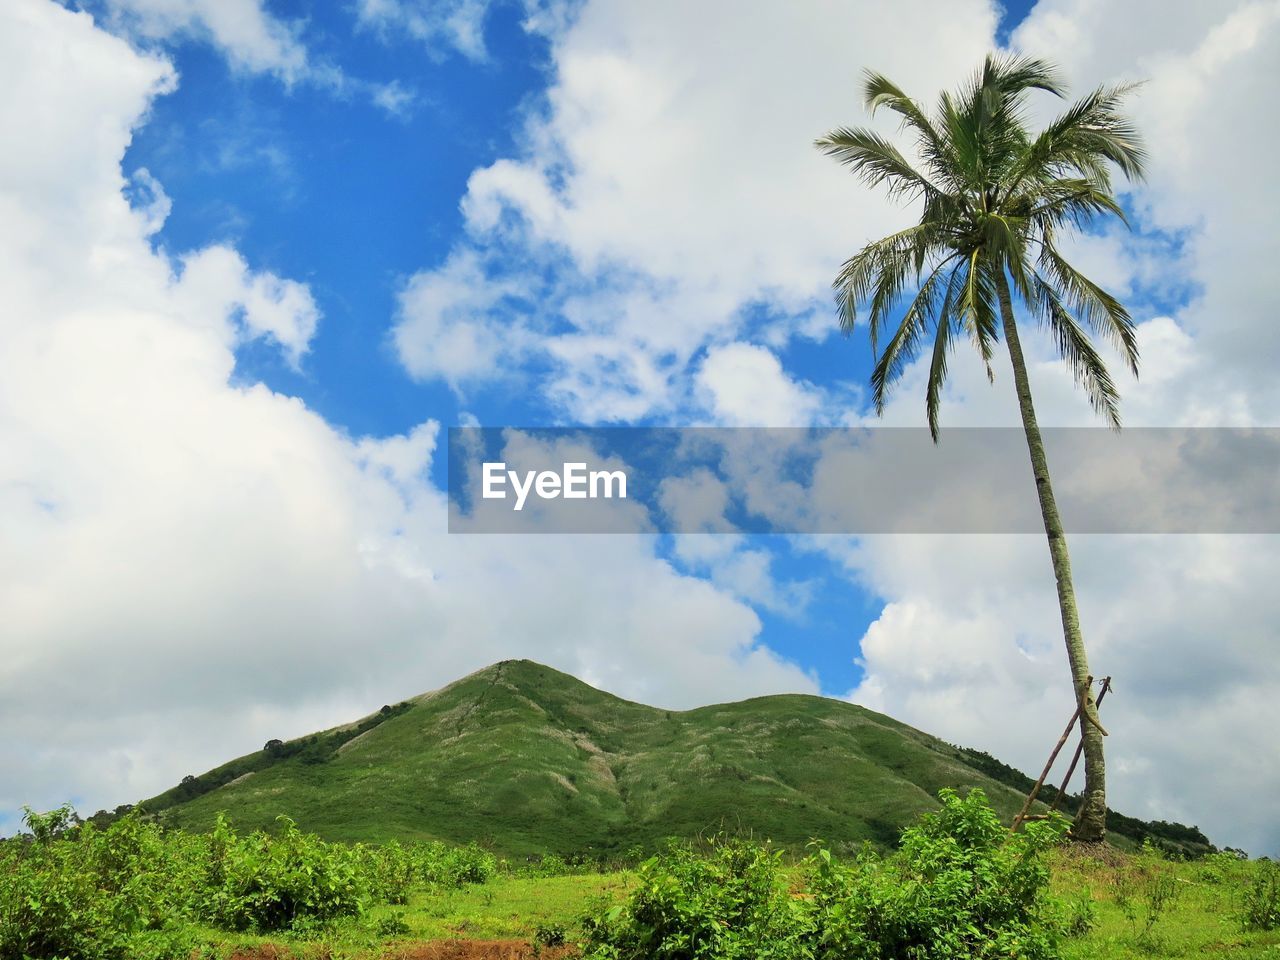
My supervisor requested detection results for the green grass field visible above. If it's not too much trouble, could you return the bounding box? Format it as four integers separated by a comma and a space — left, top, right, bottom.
188, 872, 636, 957
182, 852, 1279, 959
1052, 852, 1280, 959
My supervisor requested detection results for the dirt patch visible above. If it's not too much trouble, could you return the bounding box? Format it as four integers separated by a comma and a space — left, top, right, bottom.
391, 940, 576, 960
226, 946, 292, 960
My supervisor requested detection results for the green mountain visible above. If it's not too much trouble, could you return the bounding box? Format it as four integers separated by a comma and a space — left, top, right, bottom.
138, 660, 1210, 856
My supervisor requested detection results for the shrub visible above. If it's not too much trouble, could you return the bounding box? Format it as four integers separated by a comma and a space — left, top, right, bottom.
1199, 849, 1248, 885
1057, 890, 1097, 938
358, 839, 415, 904
534, 921, 568, 947
581, 837, 811, 959
446, 842, 499, 885
0, 804, 504, 955
530, 852, 572, 877
0, 806, 194, 960
581, 789, 1069, 960
411, 840, 497, 887
198, 815, 370, 932
1241, 860, 1280, 932
372, 910, 412, 937
808, 789, 1069, 960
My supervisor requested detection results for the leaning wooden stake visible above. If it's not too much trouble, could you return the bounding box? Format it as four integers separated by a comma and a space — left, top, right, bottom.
1010, 680, 1088, 833
1049, 676, 1112, 814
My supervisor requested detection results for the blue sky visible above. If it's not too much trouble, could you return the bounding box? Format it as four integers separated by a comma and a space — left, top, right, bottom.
4, 0, 1279, 854
112, 0, 1050, 697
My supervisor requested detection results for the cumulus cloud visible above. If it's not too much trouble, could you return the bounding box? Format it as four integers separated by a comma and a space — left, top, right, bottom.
1013, 0, 1280, 418
92, 0, 425, 115
353, 0, 578, 59
391, 249, 536, 388
695, 343, 824, 427
99, 0, 310, 83
0, 0, 814, 833
393, 0, 1002, 420
175, 246, 320, 367
835, 532, 1280, 854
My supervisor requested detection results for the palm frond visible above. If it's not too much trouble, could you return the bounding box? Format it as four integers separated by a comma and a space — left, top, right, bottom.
832, 223, 940, 337
1021, 178, 1129, 230
925, 259, 970, 439
1039, 241, 1139, 374
1030, 273, 1124, 426
1004, 83, 1147, 201
957, 250, 1000, 379
814, 126, 940, 201
861, 72, 945, 145
870, 253, 961, 412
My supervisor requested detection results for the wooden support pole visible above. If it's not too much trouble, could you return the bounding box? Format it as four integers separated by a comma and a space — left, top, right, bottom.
1011, 682, 1087, 832
1049, 676, 1112, 814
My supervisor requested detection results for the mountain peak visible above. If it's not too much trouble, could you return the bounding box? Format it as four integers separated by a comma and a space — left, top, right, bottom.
142, 661, 1047, 854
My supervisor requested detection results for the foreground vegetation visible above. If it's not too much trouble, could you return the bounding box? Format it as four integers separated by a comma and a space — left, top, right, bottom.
3, 790, 1277, 959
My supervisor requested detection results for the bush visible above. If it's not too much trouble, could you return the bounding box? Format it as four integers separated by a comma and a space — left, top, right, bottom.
808, 789, 1069, 960
445, 842, 499, 885
1241, 860, 1280, 932
1199, 849, 1248, 885
1110, 842, 1184, 950
198, 815, 370, 932
358, 839, 415, 904
582, 837, 810, 959
372, 910, 412, 937
1057, 890, 1097, 938
411, 840, 497, 888
0, 806, 196, 960
534, 921, 568, 947
1, 804, 504, 955
581, 789, 1069, 960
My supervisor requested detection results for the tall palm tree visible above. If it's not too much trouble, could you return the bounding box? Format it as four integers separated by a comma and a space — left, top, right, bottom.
815, 55, 1146, 842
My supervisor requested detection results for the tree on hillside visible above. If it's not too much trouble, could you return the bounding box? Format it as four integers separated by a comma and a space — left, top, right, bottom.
815, 55, 1146, 841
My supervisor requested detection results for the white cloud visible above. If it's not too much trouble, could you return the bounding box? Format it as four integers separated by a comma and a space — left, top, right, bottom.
1012, 0, 1280, 419
695, 343, 824, 427
392, 248, 536, 388
176, 246, 320, 367
354, 0, 576, 60
0, 0, 815, 832
834, 532, 1280, 854
100, 0, 310, 83
355, 0, 496, 59
93, 0, 426, 116
369, 79, 418, 118
393, 0, 1003, 420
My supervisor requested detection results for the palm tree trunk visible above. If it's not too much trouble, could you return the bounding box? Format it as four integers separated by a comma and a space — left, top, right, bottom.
995, 270, 1108, 842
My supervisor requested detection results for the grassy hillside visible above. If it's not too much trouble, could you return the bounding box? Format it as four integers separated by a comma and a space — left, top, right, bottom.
139, 660, 1193, 856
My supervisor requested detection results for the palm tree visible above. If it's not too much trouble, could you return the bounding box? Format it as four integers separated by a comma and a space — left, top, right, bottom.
815, 55, 1146, 842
